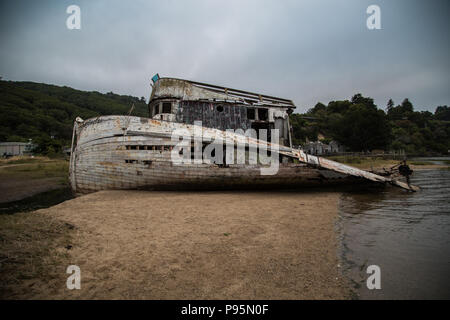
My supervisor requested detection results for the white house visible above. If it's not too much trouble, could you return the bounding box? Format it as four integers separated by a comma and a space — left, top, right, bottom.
302, 140, 346, 155
0, 142, 36, 157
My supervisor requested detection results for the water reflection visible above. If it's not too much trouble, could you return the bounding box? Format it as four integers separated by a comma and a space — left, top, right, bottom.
339, 168, 450, 299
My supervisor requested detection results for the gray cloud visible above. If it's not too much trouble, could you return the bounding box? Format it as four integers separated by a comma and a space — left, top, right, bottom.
0, 0, 448, 113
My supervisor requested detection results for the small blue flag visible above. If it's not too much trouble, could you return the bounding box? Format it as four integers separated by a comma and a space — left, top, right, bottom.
151, 73, 160, 83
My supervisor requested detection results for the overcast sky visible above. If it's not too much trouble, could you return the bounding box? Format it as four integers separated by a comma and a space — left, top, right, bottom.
0, 0, 448, 113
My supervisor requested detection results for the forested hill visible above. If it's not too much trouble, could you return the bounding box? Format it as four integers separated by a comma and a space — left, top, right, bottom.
290, 94, 450, 155
0, 80, 149, 153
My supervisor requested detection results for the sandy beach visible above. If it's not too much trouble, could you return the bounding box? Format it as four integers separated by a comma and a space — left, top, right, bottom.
0, 190, 350, 299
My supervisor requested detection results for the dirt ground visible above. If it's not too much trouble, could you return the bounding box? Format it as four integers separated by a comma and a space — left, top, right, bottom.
0, 176, 64, 203
0, 158, 68, 203
0, 190, 350, 299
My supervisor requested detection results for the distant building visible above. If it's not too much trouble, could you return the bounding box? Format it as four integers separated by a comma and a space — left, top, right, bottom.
0, 142, 36, 157
328, 140, 346, 153
303, 141, 328, 155
302, 140, 346, 155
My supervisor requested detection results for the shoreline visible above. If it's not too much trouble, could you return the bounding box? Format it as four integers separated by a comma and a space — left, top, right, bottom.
0, 190, 351, 299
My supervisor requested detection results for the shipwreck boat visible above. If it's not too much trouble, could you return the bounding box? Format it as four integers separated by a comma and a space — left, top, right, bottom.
69, 76, 418, 194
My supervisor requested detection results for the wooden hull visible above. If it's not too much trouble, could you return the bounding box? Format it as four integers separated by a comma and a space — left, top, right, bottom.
69, 116, 363, 194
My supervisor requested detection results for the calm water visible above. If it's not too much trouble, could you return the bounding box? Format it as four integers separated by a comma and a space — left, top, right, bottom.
339, 162, 450, 299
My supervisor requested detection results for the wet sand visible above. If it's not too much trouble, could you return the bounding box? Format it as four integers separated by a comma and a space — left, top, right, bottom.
1, 190, 350, 299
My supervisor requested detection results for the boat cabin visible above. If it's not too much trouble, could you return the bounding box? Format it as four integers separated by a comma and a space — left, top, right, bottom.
148, 76, 295, 147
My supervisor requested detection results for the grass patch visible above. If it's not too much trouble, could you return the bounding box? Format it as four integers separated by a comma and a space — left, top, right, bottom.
409, 161, 431, 165
0, 159, 69, 182
0, 156, 51, 166
327, 156, 362, 164
326, 156, 399, 169
0, 211, 74, 299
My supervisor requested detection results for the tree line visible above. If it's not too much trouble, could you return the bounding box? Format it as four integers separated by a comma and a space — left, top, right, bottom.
290, 94, 449, 155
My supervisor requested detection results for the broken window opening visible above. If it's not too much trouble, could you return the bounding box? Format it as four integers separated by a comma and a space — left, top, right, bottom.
247, 108, 256, 120
258, 108, 268, 121
162, 102, 172, 113
154, 104, 161, 115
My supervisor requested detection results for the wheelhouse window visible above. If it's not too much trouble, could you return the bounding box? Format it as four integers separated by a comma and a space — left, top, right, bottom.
162, 102, 172, 113
247, 108, 256, 120
258, 108, 268, 121
153, 104, 161, 116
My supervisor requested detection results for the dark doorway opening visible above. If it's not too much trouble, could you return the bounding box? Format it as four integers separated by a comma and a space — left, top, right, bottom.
251, 122, 272, 141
